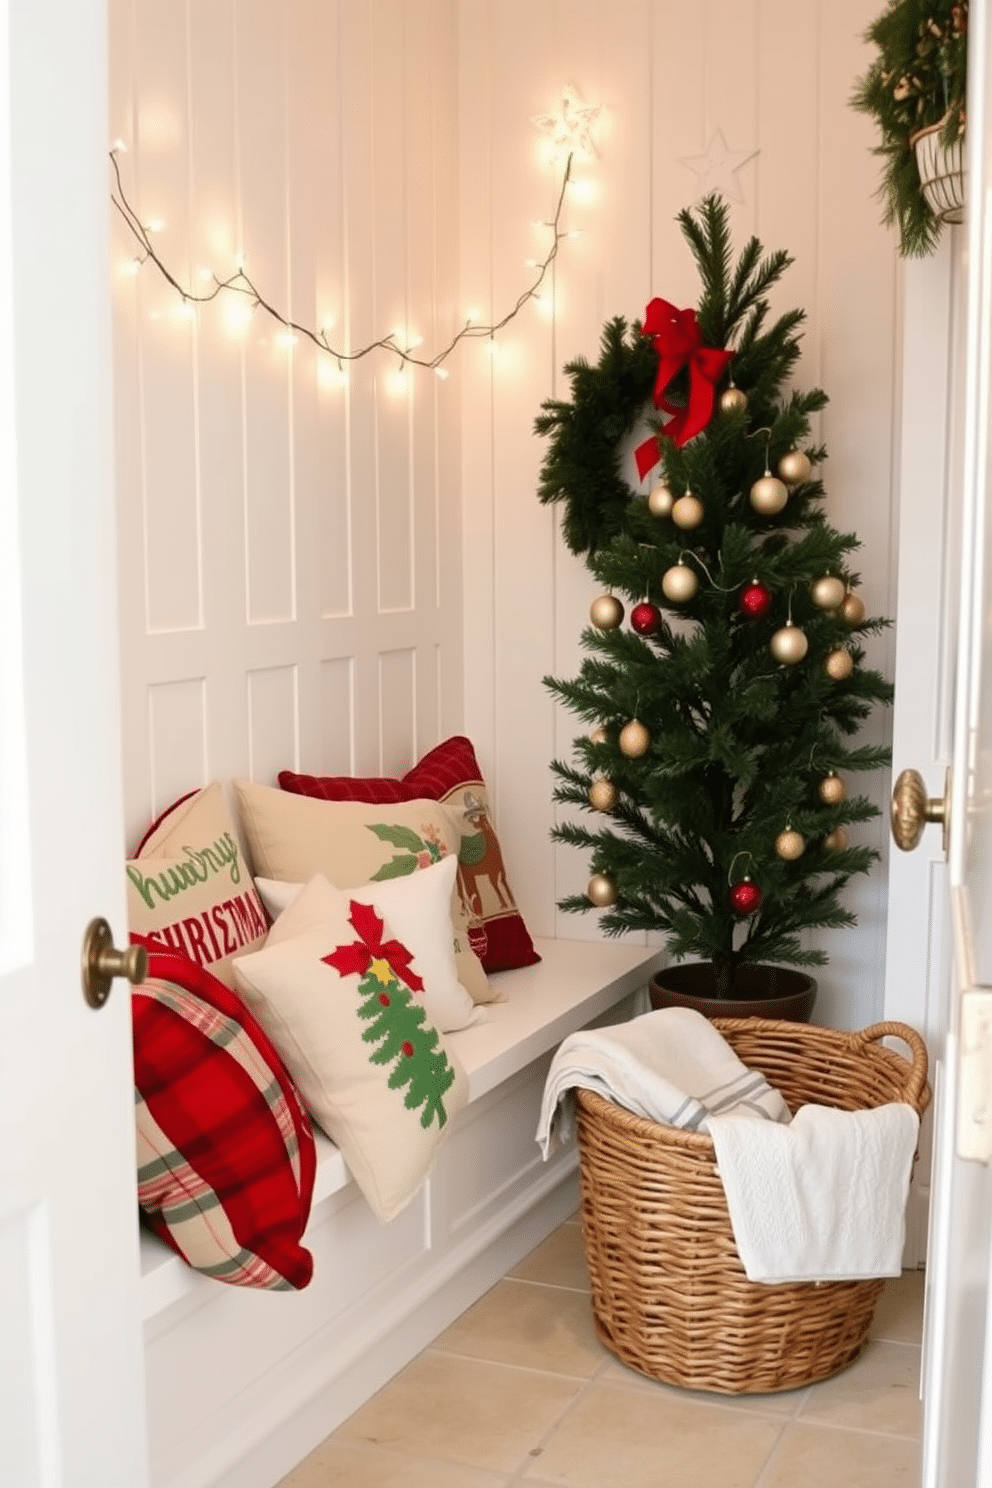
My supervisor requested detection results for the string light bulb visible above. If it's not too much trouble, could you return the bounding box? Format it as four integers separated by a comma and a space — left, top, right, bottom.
109, 128, 584, 378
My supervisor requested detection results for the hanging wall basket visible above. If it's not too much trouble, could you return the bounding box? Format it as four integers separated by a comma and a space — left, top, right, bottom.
912, 115, 966, 225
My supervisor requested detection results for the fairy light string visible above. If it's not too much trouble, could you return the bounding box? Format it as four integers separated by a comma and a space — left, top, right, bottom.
110, 147, 576, 374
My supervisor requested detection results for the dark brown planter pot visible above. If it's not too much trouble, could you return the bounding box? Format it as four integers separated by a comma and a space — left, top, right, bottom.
649, 962, 817, 1023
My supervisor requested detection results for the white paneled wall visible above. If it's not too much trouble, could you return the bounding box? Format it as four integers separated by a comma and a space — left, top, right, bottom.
458, 0, 901, 1030
110, 0, 463, 846
111, 0, 902, 1030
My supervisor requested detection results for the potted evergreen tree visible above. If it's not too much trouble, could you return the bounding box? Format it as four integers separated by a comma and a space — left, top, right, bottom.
852, 0, 968, 256
535, 196, 893, 1019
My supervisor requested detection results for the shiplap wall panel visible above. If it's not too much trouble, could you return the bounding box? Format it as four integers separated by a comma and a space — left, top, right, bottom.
283, 0, 336, 774
378, 649, 418, 771
184, 0, 253, 795
806, 4, 899, 1027
458, 0, 901, 1028
113, 0, 463, 848
457, 0, 498, 777
483, 1, 562, 939
133, 8, 201, 638
370, 2, 415, 619
544, 2, 657, 939
246, 665, 299, 785
113, 0, 900, 1028
337, 5, 387, 775
308, 0, 353, 627
318, 656, 355, 774
110, 0, 146, 841
237, 8, 297, 629
147, 679, 208, 821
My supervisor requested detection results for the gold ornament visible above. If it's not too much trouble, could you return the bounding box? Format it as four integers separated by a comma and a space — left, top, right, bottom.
587, 872, 618, 907
719, 385, 748, 415
841, 593, 866, 626
672, 492, 704, 529
749, 474, 789, 516
588, 778, 619, 811
589, 593, 624, 630
777, 449, 813, 485
775, 828, 806, 861
648, 480, 675, 518
770, 624, 808, 665
810, 575, 846, 611
824, 826, 850, 852
589, 724, 609, 745
661, 563, 699, 602
824, 648, 854, 680
818, 773, 847, 805
619, 719, 651, 758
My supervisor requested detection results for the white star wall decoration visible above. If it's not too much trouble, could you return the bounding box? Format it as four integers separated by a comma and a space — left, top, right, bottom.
679, 129, 759, 203
532, 84, 602, 160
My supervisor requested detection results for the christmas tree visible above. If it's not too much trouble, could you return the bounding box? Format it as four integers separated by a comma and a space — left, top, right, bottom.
324, 900, 457, 1128
535, 196, 893, 1001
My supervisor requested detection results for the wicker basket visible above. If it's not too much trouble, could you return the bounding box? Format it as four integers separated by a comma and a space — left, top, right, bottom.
575, 1017, 930, 1395
911, 115, 966, 225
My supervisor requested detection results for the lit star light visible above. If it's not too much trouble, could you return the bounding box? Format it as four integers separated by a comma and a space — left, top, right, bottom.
532, 84, 602, 160
678, 129, 759, 203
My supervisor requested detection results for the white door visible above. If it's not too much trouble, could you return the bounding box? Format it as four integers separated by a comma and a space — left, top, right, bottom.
883, 232, 960, 1268
0, 1, 149, 1483
913, 1, 992, 1481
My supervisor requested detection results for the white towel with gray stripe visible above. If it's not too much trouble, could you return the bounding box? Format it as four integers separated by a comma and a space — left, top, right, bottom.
536, 1006, 790, 1159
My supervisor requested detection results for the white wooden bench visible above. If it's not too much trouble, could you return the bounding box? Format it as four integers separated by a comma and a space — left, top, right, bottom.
140, 936, 665, 1488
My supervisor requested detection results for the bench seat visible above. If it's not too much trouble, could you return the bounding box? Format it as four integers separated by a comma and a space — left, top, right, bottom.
140, 936, 665, 1488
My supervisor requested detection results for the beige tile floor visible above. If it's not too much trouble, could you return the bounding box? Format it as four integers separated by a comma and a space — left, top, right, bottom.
279, 1217, 924, 1488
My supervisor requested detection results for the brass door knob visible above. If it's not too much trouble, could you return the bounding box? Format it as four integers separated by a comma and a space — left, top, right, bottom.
81, 916, 147, 1009
890, 767, 950, 854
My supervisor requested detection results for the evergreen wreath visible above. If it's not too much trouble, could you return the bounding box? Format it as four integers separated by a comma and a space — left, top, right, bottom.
534, 196, 813, 557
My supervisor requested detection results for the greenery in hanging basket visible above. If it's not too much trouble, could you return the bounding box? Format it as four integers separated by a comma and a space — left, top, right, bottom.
852, 0, 967, 256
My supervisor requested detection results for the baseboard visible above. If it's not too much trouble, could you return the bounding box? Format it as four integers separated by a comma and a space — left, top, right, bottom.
166, 1170, 580, 1488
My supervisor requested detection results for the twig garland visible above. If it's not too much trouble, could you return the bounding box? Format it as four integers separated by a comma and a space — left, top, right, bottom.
110, 148, 575, 373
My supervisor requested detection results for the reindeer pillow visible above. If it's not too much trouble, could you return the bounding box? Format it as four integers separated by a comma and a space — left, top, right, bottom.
278, 736, 539, 973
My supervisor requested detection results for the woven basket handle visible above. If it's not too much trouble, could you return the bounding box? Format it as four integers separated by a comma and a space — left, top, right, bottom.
854, 1021, 929, 1108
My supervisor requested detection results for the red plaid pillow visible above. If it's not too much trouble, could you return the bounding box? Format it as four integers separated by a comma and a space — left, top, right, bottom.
132, 946, 316, 1289
279, 736, 540, 973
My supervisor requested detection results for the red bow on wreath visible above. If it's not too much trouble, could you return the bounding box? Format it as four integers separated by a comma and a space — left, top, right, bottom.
634, 298, 732, 479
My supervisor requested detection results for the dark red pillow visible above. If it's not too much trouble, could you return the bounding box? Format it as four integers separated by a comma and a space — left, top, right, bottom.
279, 736, 540, 973
131, 945, 317, 1289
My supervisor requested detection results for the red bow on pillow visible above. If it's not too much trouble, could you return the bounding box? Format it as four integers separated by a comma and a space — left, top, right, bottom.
323, 899, 425, 993
634, 298, 732, 479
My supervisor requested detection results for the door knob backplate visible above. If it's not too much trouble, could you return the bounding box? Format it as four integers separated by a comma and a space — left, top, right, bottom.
891, 766, 950, 855
81, 916, 147, 1009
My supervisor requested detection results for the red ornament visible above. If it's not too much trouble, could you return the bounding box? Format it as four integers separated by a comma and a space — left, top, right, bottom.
631, 601, 663, 636
739, 580, 772, 619
729, 877, 763, 915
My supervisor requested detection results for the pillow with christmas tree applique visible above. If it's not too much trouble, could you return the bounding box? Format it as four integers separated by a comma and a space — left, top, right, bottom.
232, 873, 468, 1222
233, 777, 497, 1004
278, 735, 540, 973
132, 947, 316, 1288
127, 783, 268, 988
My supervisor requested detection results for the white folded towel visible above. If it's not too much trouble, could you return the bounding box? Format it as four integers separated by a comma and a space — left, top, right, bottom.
707, 1101, 920, 1284
536, 1007, 790, 1158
